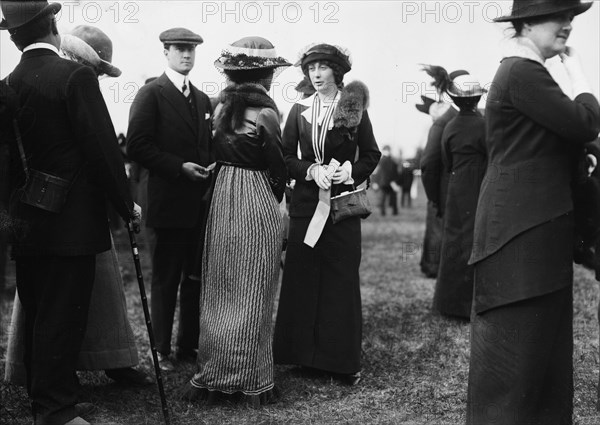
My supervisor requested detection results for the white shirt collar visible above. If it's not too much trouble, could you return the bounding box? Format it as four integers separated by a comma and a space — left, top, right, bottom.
299, 91, 340, 129
502, 37, 545, 65
23, 42, 59, 54
165, 67, 189, 92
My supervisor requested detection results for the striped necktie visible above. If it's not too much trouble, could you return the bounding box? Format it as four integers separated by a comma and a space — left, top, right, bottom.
182, 82, 191, 100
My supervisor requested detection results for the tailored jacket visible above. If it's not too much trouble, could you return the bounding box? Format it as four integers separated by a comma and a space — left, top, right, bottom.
470, 57, 600, 264
6, 49, 133, 256
420, 106, 458, 214
127, 73, 213, 228
283, 89, 381, 218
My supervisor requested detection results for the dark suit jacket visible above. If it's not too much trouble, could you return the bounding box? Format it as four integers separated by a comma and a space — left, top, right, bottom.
6, 49, 133, 256
470, 57, 600, 264
420, 107, 458, 210
283, 99, 381, 218
127, 73, 213, 228
374, 155, 398, 188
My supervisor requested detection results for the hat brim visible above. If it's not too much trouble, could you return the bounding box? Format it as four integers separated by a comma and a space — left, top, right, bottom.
99, 60, 122, 78
214, 62, 291, 71
0, 2, 61, 30
295, 52, 352, 74
447, 88, 487, 98
494, 2, 592, 23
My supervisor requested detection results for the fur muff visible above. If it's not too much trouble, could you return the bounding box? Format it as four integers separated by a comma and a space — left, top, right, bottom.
333, 81, 370, 129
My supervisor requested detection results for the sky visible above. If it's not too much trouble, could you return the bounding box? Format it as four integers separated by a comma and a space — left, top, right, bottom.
1, 1, 599, 158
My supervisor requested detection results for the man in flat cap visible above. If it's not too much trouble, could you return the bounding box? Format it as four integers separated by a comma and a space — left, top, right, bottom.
0, 1, 137, 423
127, 27, 213, 371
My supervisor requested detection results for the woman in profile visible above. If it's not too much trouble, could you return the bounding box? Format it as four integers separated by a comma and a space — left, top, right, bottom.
181, 36, 290, 406
467, 1, 600, 423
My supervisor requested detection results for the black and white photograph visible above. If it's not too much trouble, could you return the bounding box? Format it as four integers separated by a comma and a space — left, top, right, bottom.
1, 1, 599, 424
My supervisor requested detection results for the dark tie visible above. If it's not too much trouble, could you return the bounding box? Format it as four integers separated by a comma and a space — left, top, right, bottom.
182, 83, 191, 100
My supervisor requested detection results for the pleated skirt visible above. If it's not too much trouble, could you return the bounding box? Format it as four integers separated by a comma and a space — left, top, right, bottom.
190, 166, 283, 395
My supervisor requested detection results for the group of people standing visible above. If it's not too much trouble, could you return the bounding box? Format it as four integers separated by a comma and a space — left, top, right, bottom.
2, 0, 600, 424
418, 1, 600, 424
1, 0, 380, 423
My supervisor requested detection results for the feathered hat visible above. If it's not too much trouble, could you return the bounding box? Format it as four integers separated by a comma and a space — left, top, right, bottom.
421, 65, 485, 98
215, 36, 291, 75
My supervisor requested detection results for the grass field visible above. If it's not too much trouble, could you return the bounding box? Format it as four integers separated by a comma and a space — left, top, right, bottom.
1, 180, 599, 424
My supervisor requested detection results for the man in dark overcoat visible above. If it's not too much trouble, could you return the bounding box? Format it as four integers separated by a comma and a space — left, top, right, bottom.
127, 28, 213, 370
373, 145, 399, 215
0, 2, 136, 423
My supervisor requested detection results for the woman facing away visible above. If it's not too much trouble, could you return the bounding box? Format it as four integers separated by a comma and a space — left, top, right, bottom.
180, 36, 290, 406
433, 71, 487, 320
273, 43, 381, 385
4, 25, 151, 388
467, 1, 600, 424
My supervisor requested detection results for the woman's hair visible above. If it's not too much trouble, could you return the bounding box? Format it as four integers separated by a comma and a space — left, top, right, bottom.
510, 12, 573, 38
302, 60, 345, 87
9, 13, 58, 51
224, 68, 274, 91
451, 95, 481, 111
216, 68, 275, 133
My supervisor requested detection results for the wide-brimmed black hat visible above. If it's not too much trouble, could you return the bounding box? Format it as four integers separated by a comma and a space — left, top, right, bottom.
494, 0, 593, 23
214, 36, 291, 71
295, 43, 352, 74
0, 0, 61, 30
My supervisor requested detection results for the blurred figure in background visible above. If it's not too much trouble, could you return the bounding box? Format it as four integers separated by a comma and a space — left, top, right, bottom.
398, 160, 415, 208
373, 145, 399, 216
433, 72, 487, 320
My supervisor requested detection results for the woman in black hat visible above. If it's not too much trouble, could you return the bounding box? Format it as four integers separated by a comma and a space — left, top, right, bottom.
181, 36, 290, 406
467, 1, 600, 424
273, 43, 381, 385
434, 72, 487, 321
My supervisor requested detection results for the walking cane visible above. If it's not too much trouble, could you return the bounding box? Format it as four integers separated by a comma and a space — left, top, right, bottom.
126, 220, 171, 425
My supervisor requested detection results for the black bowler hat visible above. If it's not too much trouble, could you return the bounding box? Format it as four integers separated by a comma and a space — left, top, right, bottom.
159, 27, 203, 46
494, 0, 593, 23
295, 43, 352, 74
0, 0, 61, 30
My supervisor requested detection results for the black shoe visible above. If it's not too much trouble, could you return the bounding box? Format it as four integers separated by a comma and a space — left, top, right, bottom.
150, 351, 175, 371
341, 371, 362, 386
175, 348, 197, 363
105, 367, 154, 386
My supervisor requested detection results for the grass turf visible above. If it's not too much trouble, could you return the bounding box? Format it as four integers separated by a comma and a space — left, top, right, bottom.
1, 182, 598, 424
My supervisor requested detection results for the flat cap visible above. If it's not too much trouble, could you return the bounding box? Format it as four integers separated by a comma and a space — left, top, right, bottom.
159, 27, 203, 45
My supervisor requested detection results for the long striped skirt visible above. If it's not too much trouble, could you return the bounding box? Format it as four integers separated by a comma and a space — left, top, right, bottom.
190, 166, 283, 395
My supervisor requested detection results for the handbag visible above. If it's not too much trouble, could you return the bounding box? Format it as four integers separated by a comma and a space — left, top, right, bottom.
12, 119, 78, 214
330, 183, 372, 224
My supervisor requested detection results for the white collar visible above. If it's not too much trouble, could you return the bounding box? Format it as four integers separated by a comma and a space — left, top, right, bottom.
502, 37, 545, 65
23, 42, 59, 55
299, 91, 340, 129
165, 67, 189, 92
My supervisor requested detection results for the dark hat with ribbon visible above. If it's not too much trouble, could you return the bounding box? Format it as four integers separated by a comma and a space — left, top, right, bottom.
159, 27, 203, 45
61, 25, 121, 77
214, 36, 291, 71
494, 0, 593, 23
0, 0, 61, 30
295, 43, 352, 74
415, 95, 436, 114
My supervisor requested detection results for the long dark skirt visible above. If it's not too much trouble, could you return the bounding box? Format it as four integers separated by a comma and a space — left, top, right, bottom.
467, 215, 575, 425
467, 286, 573, 425
274, 216, 362, 374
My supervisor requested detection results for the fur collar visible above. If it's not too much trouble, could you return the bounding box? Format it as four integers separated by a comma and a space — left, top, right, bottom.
298, 80, 370, 129
502, 37, 545, 65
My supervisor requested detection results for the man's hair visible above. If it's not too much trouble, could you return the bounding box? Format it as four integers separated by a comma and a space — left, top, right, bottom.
9, 13, 58, 51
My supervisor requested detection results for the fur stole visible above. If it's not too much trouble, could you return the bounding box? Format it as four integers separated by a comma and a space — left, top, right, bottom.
333, 80, 370, 129
215, 83, 278, 131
